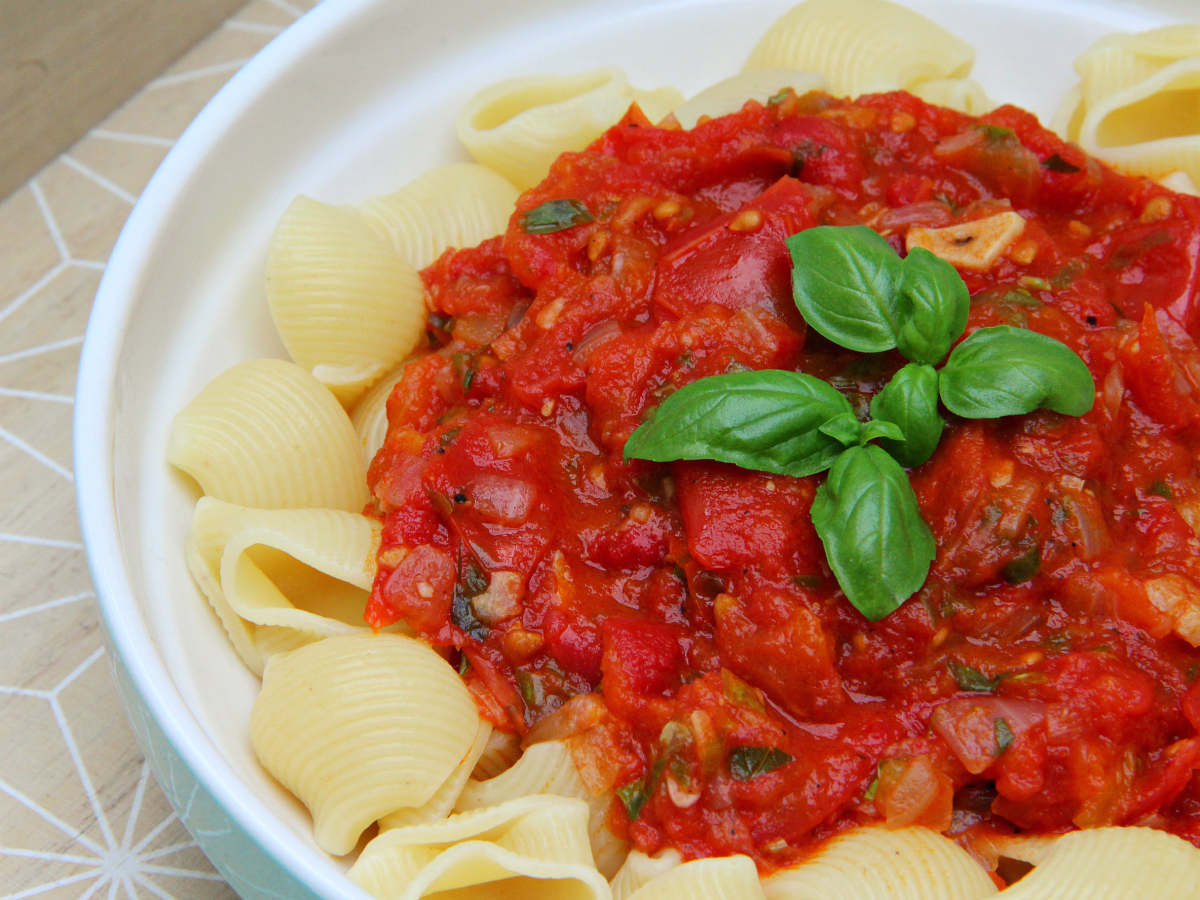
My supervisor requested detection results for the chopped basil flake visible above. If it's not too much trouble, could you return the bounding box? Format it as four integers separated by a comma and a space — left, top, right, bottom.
948, 660, 1000, 693
516, 670, 545, 708
617, 779, 649, 819
767, 87, 792, 106
1002, 544, 1041, 585
995, 716, 1015, 752
1042, 153, 1082, 174
451, 583, 488, 641
728, 745, 793, 781
520, 199, 595, 234
864, 771, 880, 800
1149, 481, 1174, 500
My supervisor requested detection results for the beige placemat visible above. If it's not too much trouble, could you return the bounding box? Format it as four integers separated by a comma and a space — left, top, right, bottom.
0, 2, 317, 896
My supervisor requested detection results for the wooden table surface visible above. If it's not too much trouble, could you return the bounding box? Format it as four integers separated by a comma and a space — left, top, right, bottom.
0, 3, 317, 897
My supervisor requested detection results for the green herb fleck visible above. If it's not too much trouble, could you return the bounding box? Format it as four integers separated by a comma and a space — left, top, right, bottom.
1019, 276, 1051, 292
767, 87, 792, 106
1002, 544, 1041, 585
520, 199, 595, 234
995, 717, 1015, 752
1149, 480, 1174, 500
948, 660, 1000, 693
1042, 153, 1082, 174
728, 746, 794, 781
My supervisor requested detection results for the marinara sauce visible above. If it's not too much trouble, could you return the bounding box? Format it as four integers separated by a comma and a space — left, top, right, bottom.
364, 89, 1200, 871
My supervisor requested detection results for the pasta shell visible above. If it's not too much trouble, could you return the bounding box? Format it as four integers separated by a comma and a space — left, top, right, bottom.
744, 0, 974, 98
349, 796, 610, 900
265, 195, 427, 406
168, 358, 367, 511
251, 633, 480, 856
611, 849, 684, 900
455, 740, 629, 878
911, 78, 994, 115
359, 164, 520, 270
761, 826, 997, 900
997, 827, 1200, 900
456, 68, 683, 190
349, 361, 412, 468
672, 69, 828, 128
624, 855, 765, 900
380, 722, 494, 831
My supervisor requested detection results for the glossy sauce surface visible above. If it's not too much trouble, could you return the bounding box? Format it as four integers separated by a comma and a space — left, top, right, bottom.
365, 90, 1200, 870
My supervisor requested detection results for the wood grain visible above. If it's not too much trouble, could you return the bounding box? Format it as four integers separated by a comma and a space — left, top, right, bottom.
0, 0, 246, 201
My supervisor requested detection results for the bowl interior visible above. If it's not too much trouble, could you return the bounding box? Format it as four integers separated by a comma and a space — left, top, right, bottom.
89, 0, 1191, 892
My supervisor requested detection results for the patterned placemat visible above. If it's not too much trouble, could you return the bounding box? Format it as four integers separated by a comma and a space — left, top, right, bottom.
0, 3, 318, 897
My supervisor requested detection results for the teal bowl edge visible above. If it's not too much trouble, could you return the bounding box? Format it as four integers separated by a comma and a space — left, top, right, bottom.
106, 643, 324, 900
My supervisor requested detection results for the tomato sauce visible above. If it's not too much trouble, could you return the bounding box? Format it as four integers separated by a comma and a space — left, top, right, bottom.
364, 89, 1200, 870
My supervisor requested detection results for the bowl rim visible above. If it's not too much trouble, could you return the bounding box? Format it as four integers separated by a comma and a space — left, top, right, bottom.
73, 0, 380, 894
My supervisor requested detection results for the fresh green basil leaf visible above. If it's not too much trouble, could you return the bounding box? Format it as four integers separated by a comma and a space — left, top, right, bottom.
624, 371, 855, 477
729, 746, 793, 781
995, 717, 1015, 752
810, 444, 936, 621
939, 326, 1095, 418
860, 419, 904, 443
948, 660, 1000, 693
896, 247, 970, 365
617, 778, 650, 819
788, 225, 904, 352
520, 199, 595, 234
870, 364, 945, 467
818, 412, 863, 447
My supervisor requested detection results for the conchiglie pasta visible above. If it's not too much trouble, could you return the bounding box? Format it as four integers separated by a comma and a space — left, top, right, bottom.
456, 68, 683, 190
380, 722, 493, 831
250, 633, 480, 856
671, 69, 828, 129
187, 497, 383, 674
359, 164, 520, 271
610, 849, 683, 900
761, 827, 997, 900
455, 741, 628, 878
624, 855, 765, 900
168, 358, 367, 511
743, 0, 975, 98
472, 728, 522, 781
348, 796, 610, 900
910, 77, 994, 115
265, 195, 427, 406
350, 362, 411, 468
997, 827, 1200, 900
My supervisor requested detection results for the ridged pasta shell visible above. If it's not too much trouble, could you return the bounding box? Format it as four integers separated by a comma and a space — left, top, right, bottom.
349, 361, 411, 468
911, 77, 994, 115
168, 358, 367, 511
744, 0, 974, 98
455, 740, 629, 878
456, 67, 683, 190
997, 827, 1200, 900
380, 722, 493, 831
250, 633, 480, 855
472, 728, 522, 781
624, 855, 765, 900
265, 195, 427, 406
349, 796, 610, 900
672, 69, 828, 129
359, 164, 520, 270
611, 849, 684, 900
762, 826, 997, 900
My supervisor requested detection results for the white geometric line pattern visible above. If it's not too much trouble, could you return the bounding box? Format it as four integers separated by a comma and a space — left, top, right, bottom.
0, 1, 319, 896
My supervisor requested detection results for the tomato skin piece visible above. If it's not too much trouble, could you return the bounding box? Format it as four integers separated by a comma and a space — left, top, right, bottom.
373, 545, 455, 634
600, 618, 686, 719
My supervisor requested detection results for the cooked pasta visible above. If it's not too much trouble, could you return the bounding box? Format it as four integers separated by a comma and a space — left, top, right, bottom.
744, 0, 975, 98
350, 362, 411, 468
761, 827, 998, 900
250, 633, 480, 856
455, 741, 627, 878
1055, 26, 1200, 186
610, 849, 684, 900
379, 722, 494, 831
910, 77, 993, 115
621, 855, 765, 900
671, 70, 828, 129
359, 163, 520, 271
348, 796, 610, 900
266, 195, 427, 406
455, 68, 683, 190
187, 497, 382, 674
168, 358, 367, 511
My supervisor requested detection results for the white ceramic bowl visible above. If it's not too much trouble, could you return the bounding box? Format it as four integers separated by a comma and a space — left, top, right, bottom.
74, 0, 1194, 896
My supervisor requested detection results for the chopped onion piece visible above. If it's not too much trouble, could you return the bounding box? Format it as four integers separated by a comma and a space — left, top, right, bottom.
470, 474, 536, 524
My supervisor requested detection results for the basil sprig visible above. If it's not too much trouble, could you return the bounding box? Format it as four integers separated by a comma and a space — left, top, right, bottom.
520, 199, 594, 234
625, 225, 1095, 621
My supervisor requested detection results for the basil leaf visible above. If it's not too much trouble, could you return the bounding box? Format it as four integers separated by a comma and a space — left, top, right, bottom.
818, 412, 863, 447
729, 746, 793, 781
870, 364, 945, 467
1042, 153, 1081, 174
1002, 544, 1041, 584
617, 778, 650, 819
811, 444, 936, 621
451, 584, 488, 640
860, 419, 904, 443
939, 326, 1095, 419
896, 248, 970, 365
520, 199, 595, 234
624, 371, 855, 477
948, 660, 999, 693
788, 225, 904, 352
995, 716, 1015, 752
